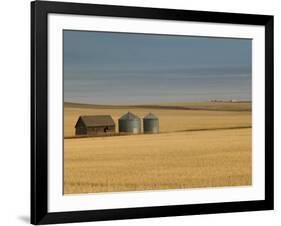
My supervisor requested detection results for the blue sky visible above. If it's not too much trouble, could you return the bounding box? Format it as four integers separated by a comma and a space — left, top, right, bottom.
64, 30, 252, 104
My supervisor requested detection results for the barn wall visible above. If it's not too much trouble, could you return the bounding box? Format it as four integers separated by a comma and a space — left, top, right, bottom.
86, 126, 115, 135
75, 120, 87, 135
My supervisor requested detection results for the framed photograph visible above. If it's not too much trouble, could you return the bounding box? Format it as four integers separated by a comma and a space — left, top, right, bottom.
31, 0, 274, 224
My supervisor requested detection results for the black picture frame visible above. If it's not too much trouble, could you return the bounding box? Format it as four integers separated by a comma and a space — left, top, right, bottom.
31, 0, 274, 224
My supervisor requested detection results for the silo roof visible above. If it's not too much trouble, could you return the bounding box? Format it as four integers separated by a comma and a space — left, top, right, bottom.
119, 112, 140, 120
144, 113, 158, 119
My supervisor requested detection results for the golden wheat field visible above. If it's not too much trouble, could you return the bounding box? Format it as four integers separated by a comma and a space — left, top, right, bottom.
64, 102, 251, 137
64, 102, 252, 194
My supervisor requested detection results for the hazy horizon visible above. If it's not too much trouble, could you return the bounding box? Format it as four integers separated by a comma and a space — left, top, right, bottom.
64, 30, 252, 105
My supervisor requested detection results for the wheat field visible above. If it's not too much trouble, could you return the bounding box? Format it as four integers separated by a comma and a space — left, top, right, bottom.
64, 102, 251, 137
64, 102, 252, 194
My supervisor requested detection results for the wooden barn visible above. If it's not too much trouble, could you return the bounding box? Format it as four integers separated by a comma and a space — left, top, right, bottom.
75, 115, 115, 136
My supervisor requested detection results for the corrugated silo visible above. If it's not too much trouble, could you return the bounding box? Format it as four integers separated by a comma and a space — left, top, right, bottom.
118, 112, 141, 134
143, 113, 159, 134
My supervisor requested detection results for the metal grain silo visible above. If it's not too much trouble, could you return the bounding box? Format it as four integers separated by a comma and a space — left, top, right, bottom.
143, 113, 159, 134
118, 112, 141, 134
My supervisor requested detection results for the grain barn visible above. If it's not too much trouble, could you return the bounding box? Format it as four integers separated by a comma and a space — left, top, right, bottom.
118, 112, 141, 134
75, 115, 115, 136
143, 113, 159, 134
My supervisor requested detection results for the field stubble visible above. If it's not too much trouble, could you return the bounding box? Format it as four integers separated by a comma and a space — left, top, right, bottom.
64, 102, 252, 194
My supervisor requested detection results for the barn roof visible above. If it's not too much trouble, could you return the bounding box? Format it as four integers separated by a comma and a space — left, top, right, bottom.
143, 113, 158, 119
119, 112, 140, 121
75, 115, 115, 128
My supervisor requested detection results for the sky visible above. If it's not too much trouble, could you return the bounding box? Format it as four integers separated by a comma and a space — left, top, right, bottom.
64, 30, 252, 104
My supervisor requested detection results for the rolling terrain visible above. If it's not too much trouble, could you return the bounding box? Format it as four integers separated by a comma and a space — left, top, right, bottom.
64, 102, 252, 194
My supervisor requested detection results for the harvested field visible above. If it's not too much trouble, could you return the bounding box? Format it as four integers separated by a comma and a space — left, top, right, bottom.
64, 102, 252, 194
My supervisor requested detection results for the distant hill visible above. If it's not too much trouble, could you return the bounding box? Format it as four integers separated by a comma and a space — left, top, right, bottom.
64, 101, 251, 112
